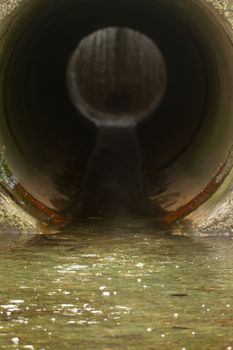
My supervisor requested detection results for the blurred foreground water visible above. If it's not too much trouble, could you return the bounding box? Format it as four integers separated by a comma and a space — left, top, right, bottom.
0, 220, 233, 350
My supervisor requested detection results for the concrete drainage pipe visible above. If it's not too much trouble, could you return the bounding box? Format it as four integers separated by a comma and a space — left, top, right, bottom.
0, 0, 233, 232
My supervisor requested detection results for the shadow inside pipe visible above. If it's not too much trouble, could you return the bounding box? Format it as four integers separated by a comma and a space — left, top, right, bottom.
1, 0, 207, 223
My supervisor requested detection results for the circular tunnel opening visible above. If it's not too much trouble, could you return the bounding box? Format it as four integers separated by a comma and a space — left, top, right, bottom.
0, 0, 233, 224
67, 27, 167, 127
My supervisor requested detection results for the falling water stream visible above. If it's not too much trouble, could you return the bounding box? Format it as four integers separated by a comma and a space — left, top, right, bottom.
1, 5, 233, 350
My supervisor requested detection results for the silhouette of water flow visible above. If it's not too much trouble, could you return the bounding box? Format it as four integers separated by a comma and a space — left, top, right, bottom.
67, 27, 167, 218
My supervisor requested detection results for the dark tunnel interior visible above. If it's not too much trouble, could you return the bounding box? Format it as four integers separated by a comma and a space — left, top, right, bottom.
0, 0, 233, 223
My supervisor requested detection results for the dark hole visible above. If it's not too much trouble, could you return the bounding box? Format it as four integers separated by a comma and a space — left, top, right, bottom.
107, 92, 132, 114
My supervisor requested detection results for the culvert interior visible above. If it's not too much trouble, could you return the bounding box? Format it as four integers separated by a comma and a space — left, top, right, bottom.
0, 0, 233, 224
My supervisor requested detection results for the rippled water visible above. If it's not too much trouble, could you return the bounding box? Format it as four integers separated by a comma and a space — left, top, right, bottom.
0, 220, 233, 349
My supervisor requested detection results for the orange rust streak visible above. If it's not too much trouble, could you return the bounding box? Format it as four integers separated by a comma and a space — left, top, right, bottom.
15, 184, 67, 224
160, 152, 231, 225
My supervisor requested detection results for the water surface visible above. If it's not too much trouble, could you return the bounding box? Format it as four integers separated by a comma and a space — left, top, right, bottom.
0, 221, 233, 349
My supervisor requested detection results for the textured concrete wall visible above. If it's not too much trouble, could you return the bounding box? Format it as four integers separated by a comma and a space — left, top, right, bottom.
0, 0, 233, 234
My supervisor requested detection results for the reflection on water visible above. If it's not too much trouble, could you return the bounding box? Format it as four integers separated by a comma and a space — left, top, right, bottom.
0, 221, 233, 349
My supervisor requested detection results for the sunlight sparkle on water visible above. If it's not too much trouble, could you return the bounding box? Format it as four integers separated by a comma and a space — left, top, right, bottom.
0, 229, 233, 349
